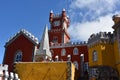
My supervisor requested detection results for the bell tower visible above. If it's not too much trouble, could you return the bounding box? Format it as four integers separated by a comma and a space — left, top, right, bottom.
49, 9, 70, 45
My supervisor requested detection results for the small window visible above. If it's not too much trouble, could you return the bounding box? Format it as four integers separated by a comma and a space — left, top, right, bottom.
93, 50, 98, 62
73, 61, 78, 70
61, 49, 66, 56
15, 50, 22, 62
53, 36, 58, 43
73, 47, 79, 55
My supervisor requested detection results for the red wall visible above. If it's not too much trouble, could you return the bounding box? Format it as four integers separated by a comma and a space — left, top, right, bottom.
49, 31, 63, 43
51, 45, 88, 70
3, 34, 35, 72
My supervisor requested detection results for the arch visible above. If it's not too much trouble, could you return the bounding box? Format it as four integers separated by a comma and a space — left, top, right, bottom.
61, 49, 66, 56
92, 50, 98, 61
73, 47, 79, 55
14, 50, 22, 62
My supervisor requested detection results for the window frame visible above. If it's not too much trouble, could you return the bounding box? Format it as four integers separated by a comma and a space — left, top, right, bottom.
61, 48, 66, 56
53, 36, 58, 43
14, 50, 22, 62
73, 47, 79, 55
92, 50, 98, 62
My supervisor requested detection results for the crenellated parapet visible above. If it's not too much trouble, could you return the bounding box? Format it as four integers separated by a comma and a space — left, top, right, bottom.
5, 29, 39, 47
0, 64, 20, 80
50, 41, 87, 48
88, 32, 113, 47
112, 14, 120, 30
49, 8, 70, 27
0, 64, 8, 71
48, 28, 62, 33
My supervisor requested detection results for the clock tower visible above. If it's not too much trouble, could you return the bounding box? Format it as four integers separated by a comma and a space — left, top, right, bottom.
49, 9, 70, 45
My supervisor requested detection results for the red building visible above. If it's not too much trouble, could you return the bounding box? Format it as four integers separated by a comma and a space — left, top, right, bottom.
3, 30, 38, 72
3, 9, 88, 74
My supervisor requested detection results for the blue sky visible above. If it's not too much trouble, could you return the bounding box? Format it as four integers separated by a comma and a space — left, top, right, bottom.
0, 0, 120, 63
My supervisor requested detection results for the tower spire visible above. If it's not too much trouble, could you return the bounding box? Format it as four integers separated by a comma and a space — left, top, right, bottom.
35, 25, 52, 62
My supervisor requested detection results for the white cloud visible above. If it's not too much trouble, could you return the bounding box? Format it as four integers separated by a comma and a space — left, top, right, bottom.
70, 0, 118, 13
68, 14, 115, 41
68, 0, 120, 41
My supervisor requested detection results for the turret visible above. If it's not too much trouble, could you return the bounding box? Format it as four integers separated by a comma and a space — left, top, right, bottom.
49, 10, 54, 23
62, 8, 66, 18
112, 14, 120, 25
48, 8, 70, 44
112, 14, 120, 33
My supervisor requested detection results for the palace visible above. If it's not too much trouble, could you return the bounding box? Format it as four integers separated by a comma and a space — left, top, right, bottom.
2, 9, 88, 79
3, 9, 120, 80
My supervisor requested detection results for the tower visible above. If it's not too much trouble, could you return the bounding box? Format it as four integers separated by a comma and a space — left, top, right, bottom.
112, 14, 120, 77
49, 9, 70, 45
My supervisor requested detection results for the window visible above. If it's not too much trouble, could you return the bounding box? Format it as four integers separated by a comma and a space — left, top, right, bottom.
73, 61, 78, 70
93, 50, 98, 62
15, 50, 22, 62
61, 49, 66, 56
73, 48, 78, 55
53, 36, 58, 43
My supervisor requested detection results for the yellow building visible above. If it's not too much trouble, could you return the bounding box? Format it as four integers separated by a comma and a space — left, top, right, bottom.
14, 61, 78, 80
88, 14, 120, 80
88, 32, 115, 67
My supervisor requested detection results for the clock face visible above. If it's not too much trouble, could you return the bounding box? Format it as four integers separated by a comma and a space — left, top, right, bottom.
53, 20, 60, 26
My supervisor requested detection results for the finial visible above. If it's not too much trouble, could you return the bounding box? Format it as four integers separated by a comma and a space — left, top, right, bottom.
67, 15, 69, 18
62, 8, 66, 11
50, 10, 53, 13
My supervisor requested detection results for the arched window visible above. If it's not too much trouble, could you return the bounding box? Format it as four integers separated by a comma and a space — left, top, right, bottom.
93, 50, 98, 62
73, 47, 78, 55
15, 50, 22, 62
73, 61, 78, 70
61, 49, 66, 56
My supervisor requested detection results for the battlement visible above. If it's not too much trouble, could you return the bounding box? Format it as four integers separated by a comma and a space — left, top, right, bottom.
0, 64, 20, 80
113, 14, 120, 24
88, 32, 113, 46
0, 64, 8, 71
50, 41, 87, 48
20, 29, 38, 43
5, 29, 39, 47
49, 8, 70, 22
49, 28, 62, 33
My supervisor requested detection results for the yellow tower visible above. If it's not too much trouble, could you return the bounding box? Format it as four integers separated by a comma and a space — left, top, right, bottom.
88, 32, 118, 79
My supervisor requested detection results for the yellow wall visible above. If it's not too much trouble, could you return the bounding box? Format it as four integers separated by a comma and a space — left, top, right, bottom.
102, 43, 115, 67
89, 43, 115, 67
14, 62, 76, 80
89, 43, 103, 67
